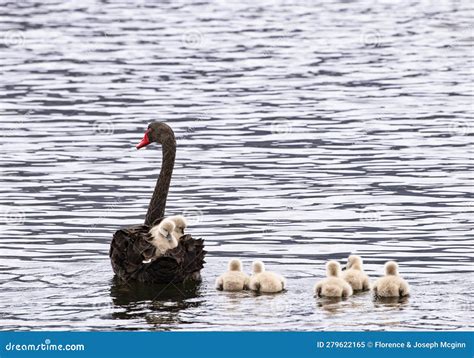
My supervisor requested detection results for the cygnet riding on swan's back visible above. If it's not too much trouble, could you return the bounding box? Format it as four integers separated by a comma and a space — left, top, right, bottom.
373, 261, 410, 297
142, 218, 179, 263
249, 261, 286, 293
342, 255, 370, 291
215, 259, 250, 291
168, 215, 187, 241
314, 261, 353, 298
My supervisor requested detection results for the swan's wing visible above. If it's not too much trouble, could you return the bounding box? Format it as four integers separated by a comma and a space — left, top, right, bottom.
111, 229, 206, 284
110, 224, 156, 280
136, 234, 206, 283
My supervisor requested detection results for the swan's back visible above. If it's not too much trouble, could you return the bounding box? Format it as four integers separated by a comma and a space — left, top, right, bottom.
110, 222, 206, 283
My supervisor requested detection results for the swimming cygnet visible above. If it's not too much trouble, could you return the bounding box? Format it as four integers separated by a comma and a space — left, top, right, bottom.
248, 261, 286, 293
342, 255, 370, 291
143, 218, 179, 263
373, 261, 410, 297
215, 259, 250, 291
314, 261, 353, 298
168, 215, 187, 240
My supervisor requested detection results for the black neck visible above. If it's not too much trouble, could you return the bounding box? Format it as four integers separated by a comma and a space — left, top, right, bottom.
144, 138, 176, 226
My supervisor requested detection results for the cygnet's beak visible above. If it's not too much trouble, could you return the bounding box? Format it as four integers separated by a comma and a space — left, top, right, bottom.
166, 233, 173, 241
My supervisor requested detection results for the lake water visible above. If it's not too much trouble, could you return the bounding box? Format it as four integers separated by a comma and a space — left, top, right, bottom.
0, 0, 472, 331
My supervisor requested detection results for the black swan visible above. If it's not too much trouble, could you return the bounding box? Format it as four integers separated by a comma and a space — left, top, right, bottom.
109, 122, 206, 283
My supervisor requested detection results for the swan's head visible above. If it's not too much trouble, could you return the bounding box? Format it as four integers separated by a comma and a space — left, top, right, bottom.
252, 261, 265, 274
385, 261, 398, 276
136, 122, 175, 149
228, 259, 242, 272
326, 260, 341, 277
149, 218, 176, 240
169, 215, 187, 239
346, 255, 363, 270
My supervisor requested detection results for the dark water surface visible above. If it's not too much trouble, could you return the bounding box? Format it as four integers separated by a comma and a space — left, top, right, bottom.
0, 0, 473, 330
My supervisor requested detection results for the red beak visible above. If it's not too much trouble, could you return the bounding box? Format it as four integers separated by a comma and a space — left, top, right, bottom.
136, 129, 151, 149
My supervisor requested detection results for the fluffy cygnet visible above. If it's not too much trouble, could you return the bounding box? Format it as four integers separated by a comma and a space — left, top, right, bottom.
248, 261, 286, 293
215, 259, 250, 291
168, 215, 187, 240
342, 255, 370, 291
143, 218, 179, 263
373, 261, 410, 297
314, 261, 353, 298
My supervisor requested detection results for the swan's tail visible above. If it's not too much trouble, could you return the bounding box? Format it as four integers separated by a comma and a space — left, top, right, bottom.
178, 235, 206, 281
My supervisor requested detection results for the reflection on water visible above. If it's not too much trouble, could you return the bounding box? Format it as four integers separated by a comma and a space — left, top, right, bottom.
110, 278, 201, 305
373, 295, 410, 307
109, 279, 201, 330
0, 0, 473, 331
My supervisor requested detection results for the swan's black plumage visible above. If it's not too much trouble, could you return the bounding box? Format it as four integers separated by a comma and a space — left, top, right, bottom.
109, 123, 206, 284
110, 219, 206, 283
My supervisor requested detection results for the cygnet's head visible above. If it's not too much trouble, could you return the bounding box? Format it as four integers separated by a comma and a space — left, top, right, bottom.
169, 215, 187, 238
385, 261, 398, 276
228, 259, 242, 272
252, 261, 265, 274
156, 218, 176, 239
326, 260, 341, 277
346, 255, 363, 270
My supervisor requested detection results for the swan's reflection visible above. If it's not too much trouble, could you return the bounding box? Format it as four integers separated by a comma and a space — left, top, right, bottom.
109, 276, 201, 328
